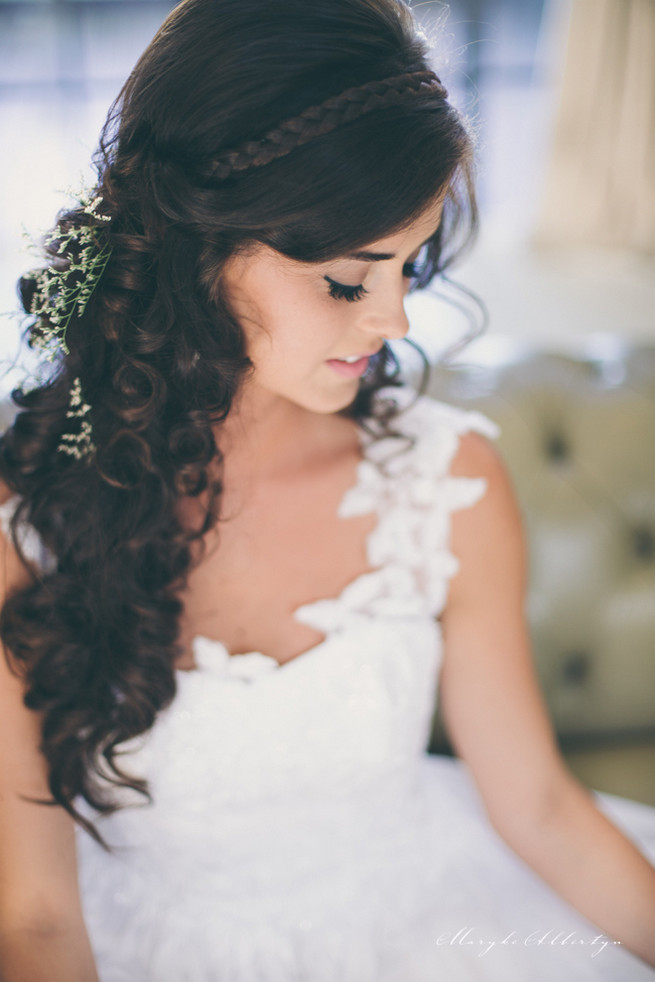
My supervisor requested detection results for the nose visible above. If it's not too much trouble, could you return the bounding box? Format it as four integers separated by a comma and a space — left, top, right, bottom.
359, 290, 410, 342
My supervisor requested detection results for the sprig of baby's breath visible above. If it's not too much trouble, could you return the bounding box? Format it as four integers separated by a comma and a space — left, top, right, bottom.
22, 191, 112, 460
57, 376, 96, 460
26, 193, 112, 363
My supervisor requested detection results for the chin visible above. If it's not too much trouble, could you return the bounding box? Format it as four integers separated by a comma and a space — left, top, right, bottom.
300, 384, 360, 416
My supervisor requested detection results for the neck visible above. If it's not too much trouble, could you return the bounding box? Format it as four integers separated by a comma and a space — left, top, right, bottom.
215, 387, 335, 485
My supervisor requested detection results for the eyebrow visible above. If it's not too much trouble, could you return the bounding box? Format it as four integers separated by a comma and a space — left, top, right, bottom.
345, 234, 436, 263
346, 250, 396, 262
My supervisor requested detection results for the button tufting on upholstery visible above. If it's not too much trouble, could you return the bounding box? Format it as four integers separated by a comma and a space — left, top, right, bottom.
632, 526, 655, 561
426, 340, 655, 759
560, 650, 590, 685
544, 430, 570, 464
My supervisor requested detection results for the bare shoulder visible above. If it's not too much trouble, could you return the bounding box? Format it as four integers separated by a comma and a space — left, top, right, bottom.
448, 427, 515, 500
445, 429, 527, 610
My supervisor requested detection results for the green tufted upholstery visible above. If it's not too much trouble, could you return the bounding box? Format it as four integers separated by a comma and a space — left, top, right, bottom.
425, 338, 655, 806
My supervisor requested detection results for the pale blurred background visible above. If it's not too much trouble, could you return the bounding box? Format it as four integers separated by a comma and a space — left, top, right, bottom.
407, 0, 655, 362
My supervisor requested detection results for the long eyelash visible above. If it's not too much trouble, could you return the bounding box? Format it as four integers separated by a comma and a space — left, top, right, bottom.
325, 261, 421, 303
325, 277, 368, 302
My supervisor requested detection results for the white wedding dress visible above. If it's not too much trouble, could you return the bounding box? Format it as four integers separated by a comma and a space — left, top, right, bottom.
2, 390, 655, 981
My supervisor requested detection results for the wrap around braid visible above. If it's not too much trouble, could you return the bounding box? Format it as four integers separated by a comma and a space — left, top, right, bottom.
207, 70, 448, 180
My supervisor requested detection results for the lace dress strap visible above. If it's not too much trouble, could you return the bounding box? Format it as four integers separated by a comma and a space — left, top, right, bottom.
294, 389, 502, 634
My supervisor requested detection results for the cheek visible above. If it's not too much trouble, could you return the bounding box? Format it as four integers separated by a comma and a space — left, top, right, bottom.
229, 265, 348, 370
259, 301, 340, 364
230, 286, 294, 363
244, 311, 305, 374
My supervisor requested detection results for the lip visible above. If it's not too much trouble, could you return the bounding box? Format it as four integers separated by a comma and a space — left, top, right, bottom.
325, 354, 371, 378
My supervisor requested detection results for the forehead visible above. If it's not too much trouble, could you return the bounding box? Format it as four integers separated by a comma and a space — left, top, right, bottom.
355, 195, 445, 253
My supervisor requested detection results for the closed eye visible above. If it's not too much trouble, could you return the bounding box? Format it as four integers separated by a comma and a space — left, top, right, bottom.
325, 262, 421, 303
324, 277, 368, 302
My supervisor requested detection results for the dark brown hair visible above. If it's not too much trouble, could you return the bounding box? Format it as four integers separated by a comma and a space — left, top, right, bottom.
0, 0, 476, 849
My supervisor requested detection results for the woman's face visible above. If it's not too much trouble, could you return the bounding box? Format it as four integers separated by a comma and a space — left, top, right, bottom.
222, 196, 445, 417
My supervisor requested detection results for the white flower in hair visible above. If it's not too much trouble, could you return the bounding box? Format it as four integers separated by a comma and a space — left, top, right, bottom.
58, 376, 96, 459
27, 191, 112, 361
22, 189, 112, 461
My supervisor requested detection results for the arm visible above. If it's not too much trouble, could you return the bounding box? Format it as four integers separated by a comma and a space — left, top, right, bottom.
0, 489, 100, 982
439, 432, 655, 969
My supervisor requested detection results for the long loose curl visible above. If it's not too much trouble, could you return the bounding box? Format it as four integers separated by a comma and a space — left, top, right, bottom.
0, 0, 477, 849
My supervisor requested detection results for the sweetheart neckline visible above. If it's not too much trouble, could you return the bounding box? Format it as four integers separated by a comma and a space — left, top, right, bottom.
181, 631, 335, 677
176, 418, 379, 674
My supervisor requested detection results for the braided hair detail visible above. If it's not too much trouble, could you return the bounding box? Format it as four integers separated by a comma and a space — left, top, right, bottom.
206, 70, 448, 180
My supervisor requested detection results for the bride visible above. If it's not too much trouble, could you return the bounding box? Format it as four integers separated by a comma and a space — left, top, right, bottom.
1, 1, 654, 979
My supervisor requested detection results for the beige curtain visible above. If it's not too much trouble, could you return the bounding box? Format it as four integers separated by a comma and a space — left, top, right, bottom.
533, 0, 655, 253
